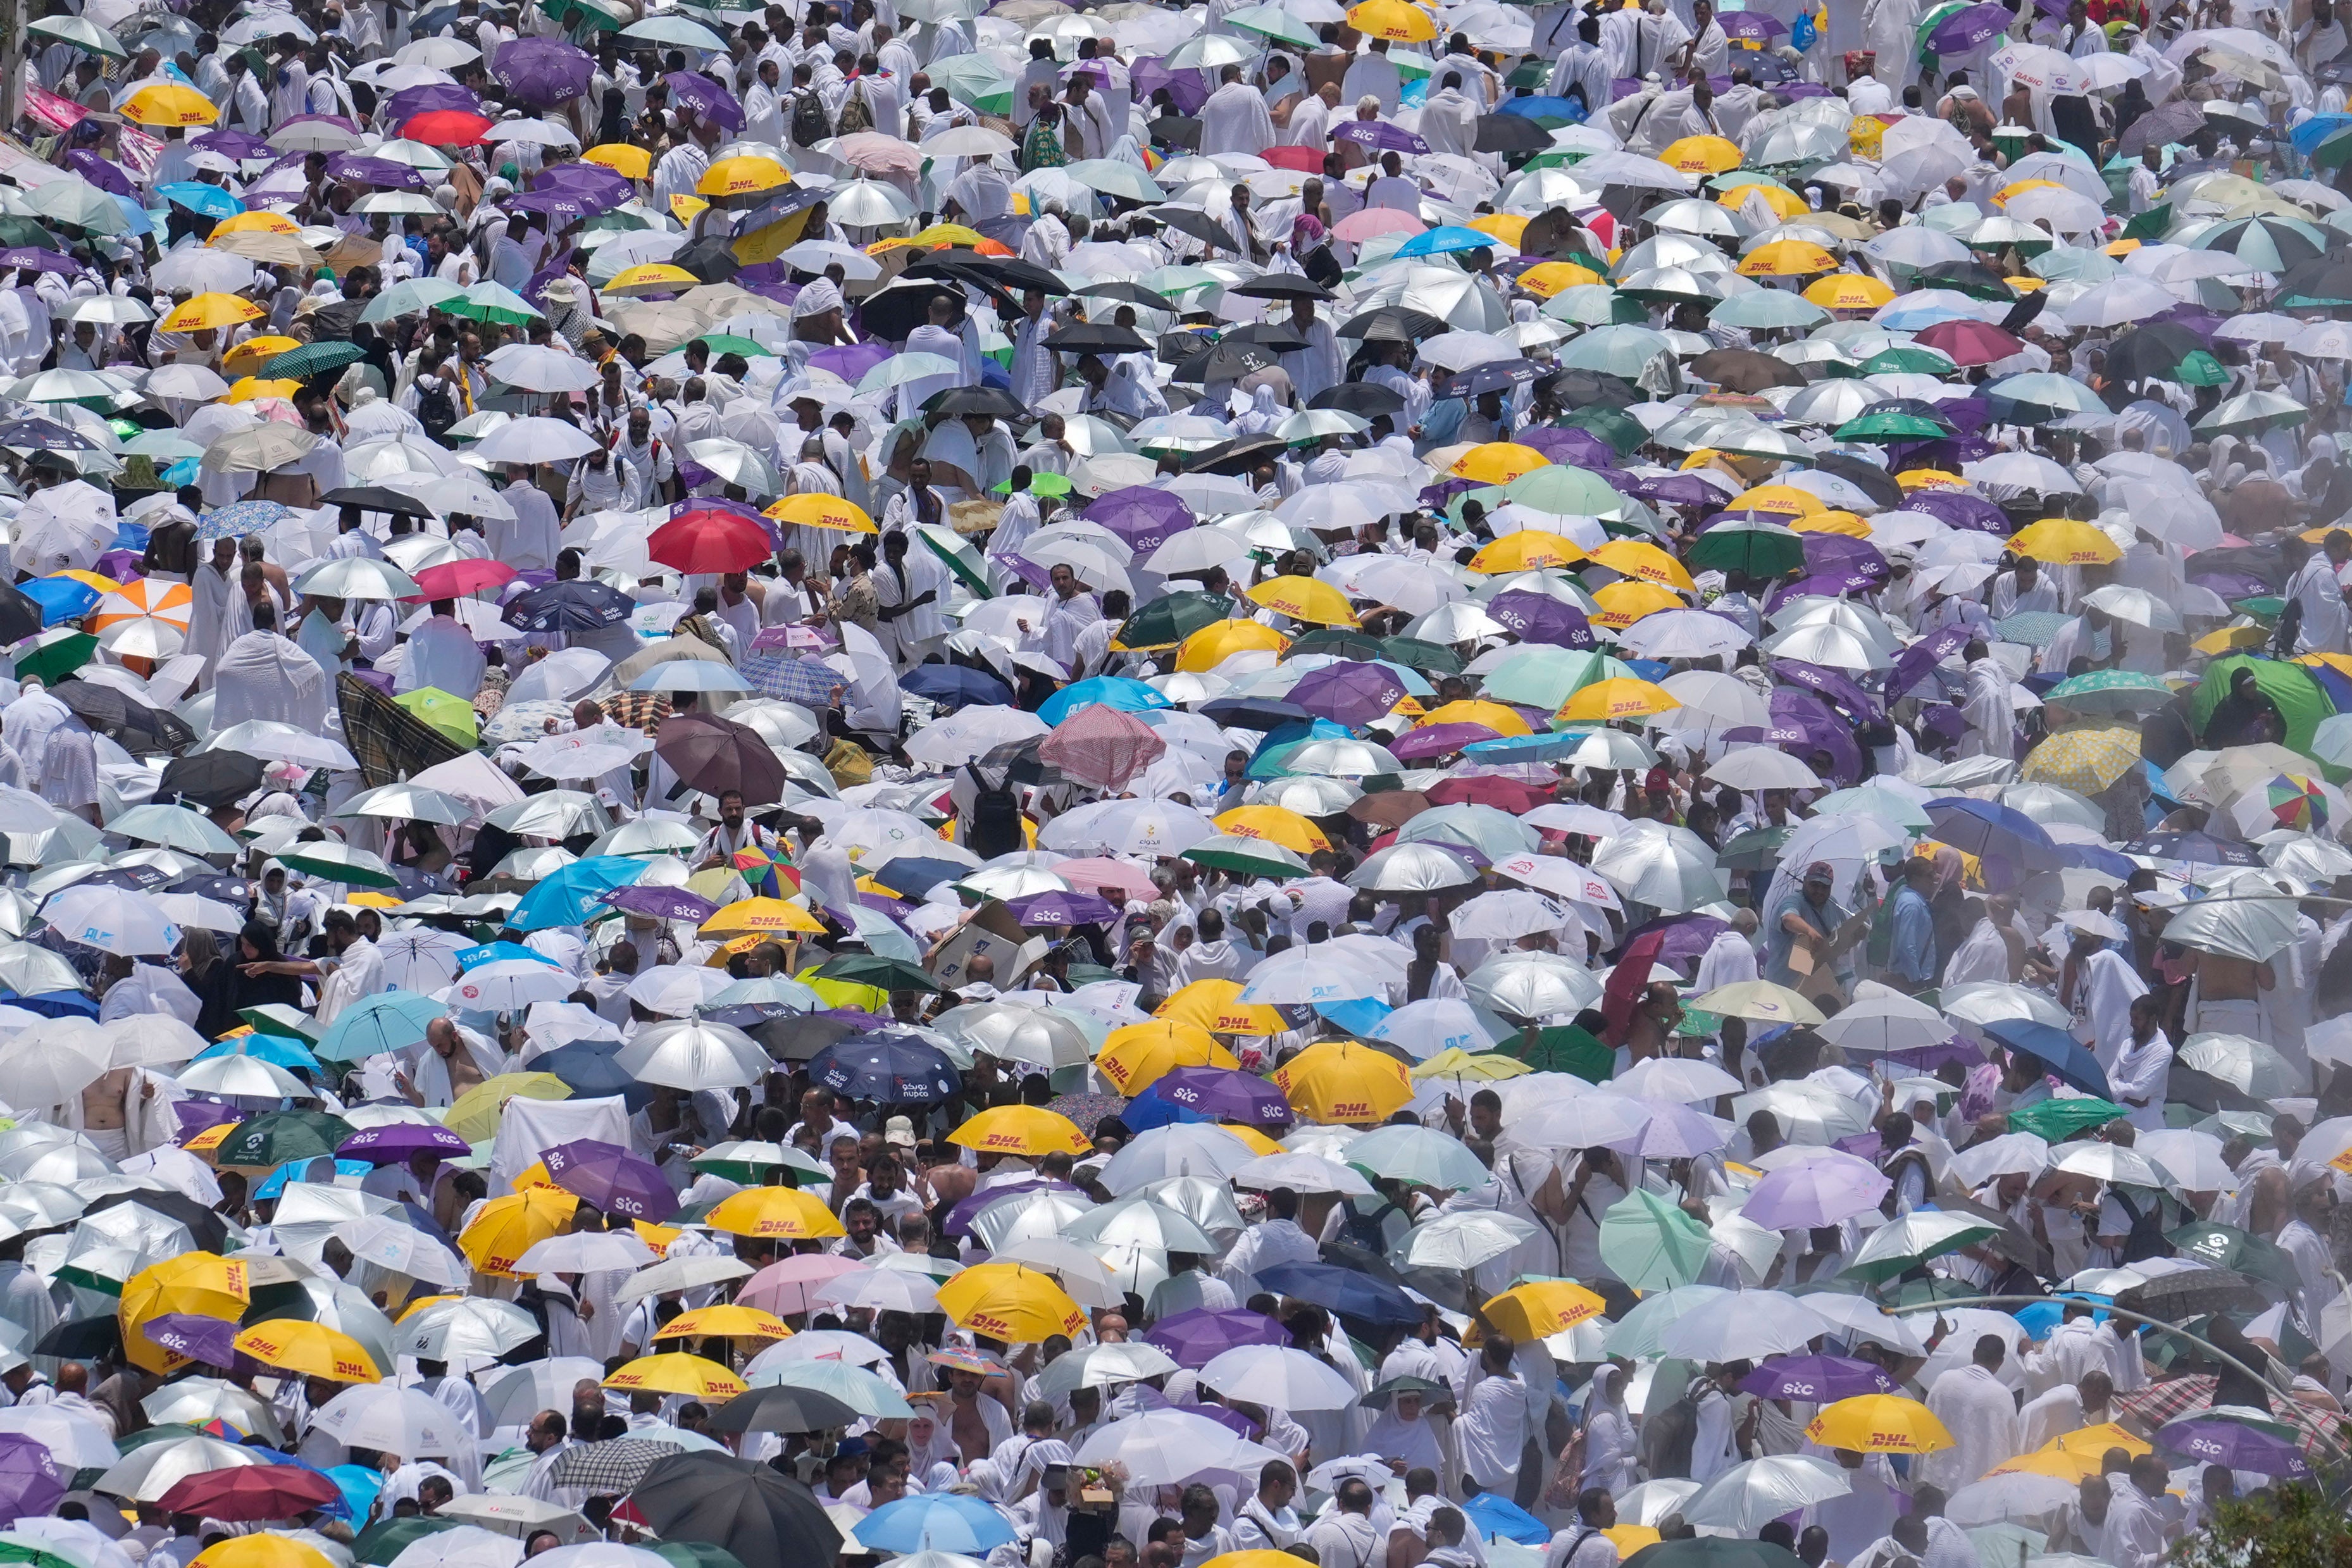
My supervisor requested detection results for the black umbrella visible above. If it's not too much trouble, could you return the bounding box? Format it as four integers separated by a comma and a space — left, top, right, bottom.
921, 385, 1028, 419
1339, 306, 1447, 340
1474, 114, 1552, 153
0, 580, 46, 648
1157, 327, 1220, 364
1224, 322, 1309, 353
82, 865, 171, 892
1537, 368, 1640, 408
1186, 433, 1290, 475
1913, 259, 2017, 301
1813, 452, 1907, 511
1310, 383, 1406, 418
1200, 696, 1315, 730
85, 1189, 231, 1253
2105, 321, 2217, 384
2278, 255, 2352, 308
503, 580, 637, 634
0, 418, 96, 451
51, 680, 193, 754
1076, 280, 1181, 313
702, 1384, 862, 1435
979, 736, 1069, 787
856, 279, 965, 344
1229, 274, 1333, 301
1170, 341, 1279, 383
1147, 113, 1202, 150
702, 1004, 859, 1063
1149, 204, 1241, 251
320, 485, 435, 518
2119, 100, 2205, 156
675, 237, 742, 282
170, 873, 251, 905
1046, 322, 1153, 354
627, 1452, 840, 1563
908, 251, 1066, 297
1435, 358, 1545, 399
36, 1317, 121, 1359
2115, 1265, 2270, 1319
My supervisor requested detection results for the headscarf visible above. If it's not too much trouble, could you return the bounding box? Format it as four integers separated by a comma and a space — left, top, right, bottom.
1235, 383, 1285, 436
1933, 844, 1965, 894
791, 278, 843, 320
2294, 434, 2339, 501
1291, 213, 1326, 249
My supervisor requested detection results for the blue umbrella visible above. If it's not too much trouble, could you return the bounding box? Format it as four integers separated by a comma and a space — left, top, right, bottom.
254, 1157, 372, 1200
1464, 731, 1605, 763
316, 991, 447, 1061
855, 1495, 1017, 1555
537, 1038, 654, 1109
21, 577, 96, 626
1497, 95, 1581, 124
809, 1033, 961, 1104
156, 182, 246, 219
1037, 675, 1169, 725
1923, 797, 2054, 870
1395, 225, 1498, 259
1255, 1261, 1424, 1326
903, 665, 1014, 709
456, 940, 561, 971
194, 499, 290, 542
509, 857, 645, 931
1460, 1492, 1550, 1546
504, 580, 635, 633
195, 1034, 320, 1071
1977, 1018, 2114, 1100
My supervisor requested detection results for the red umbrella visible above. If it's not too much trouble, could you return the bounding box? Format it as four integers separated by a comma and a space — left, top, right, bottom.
1913, 318, 2026, 367
1424, 775, 1549, 813
156, 1464, 342, 1521
649, 509, 773, 575
408, 559, 518, 599
402, 109, 494, 146
1038, 704, 1166, 792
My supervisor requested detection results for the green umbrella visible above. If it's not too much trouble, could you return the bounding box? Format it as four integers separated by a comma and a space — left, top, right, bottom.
1560, 403, 1648, 455
1519, 1024, 1613, 1083
277, 841, 402, 888
13, 628, 95, 684
804, 953, 940, 993
0, 220, 61, 251
316, 991, 447, 1061
1504, 463, 1622, 515
926, 52, 1015, 114
28, 15, 126, 55
1717, 824, 1796, 871
27, 180, 130, 235
919, 524, 991, 599
650, 1545, 750, 1568
2165, 1221, 2303, 1293
360, 278, 465, 323
1855, 345, 1958, 377
1597, 1187, 1713, 1290
696, 333, 775, 358
2009, 1097, 2127, 1142
354, 1519, 465, 1566
2193, 389, 2308, 436
1287, 628, 1386, 661
2119, 201, 2172, 244
1482, 646, 1619, 709
1116, 592, 1236, 650
216, 1109, 356, 1167
261, 341, 368, 380
691, 1140, 825, 1186
1839, 1209, 1999, 1283
1381, 637, 1464, 675
2044, 669, 2177, 714
1686, 520, 1806, 577
1181, 833, 1311, 880
2169, 349, 2230, 387
444, 281, 544, 327
1834, 407, 1953, 442
2189, 654, 2335, 757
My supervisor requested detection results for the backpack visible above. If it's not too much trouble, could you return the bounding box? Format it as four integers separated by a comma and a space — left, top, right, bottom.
790, 89, 831, 147
414, 376, 457, 438
1641, 1383, 1704, 1479
2109, 1187, 2170, 1264
964, 761, 1023, 859
835, 83, 872, 135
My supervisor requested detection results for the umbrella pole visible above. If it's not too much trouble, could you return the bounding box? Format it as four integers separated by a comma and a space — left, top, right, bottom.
1889, 1293, 2288, 1401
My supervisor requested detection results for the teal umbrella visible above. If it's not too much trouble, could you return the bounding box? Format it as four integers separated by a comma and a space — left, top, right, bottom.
509, 855, 645, 931
2044, 669, 2177, 714
262, 341, 369, 380
1597, 1188, 1714, 1290
316, 992, 449, 1061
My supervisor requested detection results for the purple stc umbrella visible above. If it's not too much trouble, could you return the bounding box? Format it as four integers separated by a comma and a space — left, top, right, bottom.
1739, 1355, 1900, 1402
1903, 487, 2011, 534
192, 128, 271, 159
1803, 534, 1890, 587
807, 341, 895, 383
387, 84, 485, 124
1333, 120, 1431, 155
0, 1431, 65, 1524
600, 884, 722, 923
1514, 426, 1617, 469
1005, 888, 1123, 927
1144, 1307, 1290, 1367
2155, 1417, 2313, 1479
513, 188, 600, 224
1620, 912, 1729, 969
1390, 722, 1500, 761
0, 249, 85, 277
1717, 8, 1784, 36
1289, 661, 1407, 726
1485, 589, 1594, 649
66, 150, 134, 197
666, 70, 747, 131
1888, 623, 1970, 701
1630, 473, 1729, 509
140, 1312, 247, 1369
1927, 0, 2012, 54
494, 36, 597, 109
1085, 486, 1196, 552
1776, 661, 1886, 725
542, 1137, 680, 1223
537, 161, 637, 208
325, 152, 425, 189
1772, 687, 1860, 786
1148, 1066, 1292, 1128
335, 1122, 473, 1164
1130, 56, 1209, 115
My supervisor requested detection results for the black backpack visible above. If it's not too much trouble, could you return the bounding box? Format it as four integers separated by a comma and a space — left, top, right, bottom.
2109, 1188, 2170, 1264
414, 376, 457, 437
965, 762, 1022, 859
790, 89, 831, 147
1641, 1383, 1703, 1479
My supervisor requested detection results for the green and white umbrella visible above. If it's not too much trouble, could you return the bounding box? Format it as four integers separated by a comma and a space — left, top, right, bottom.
30, 15, 127, 56
28, 180, 130, 234
1064, 159, 1167, 204
1224, 3, 1317, 46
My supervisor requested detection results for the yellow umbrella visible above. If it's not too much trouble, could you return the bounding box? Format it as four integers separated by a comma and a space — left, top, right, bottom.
395, 1294, 464, 1323
1203, 1555, 1319, 1568
1346, 0, 1436, 38
1807, 1394, 1953, 1453
1159, 978, 1287, 1036
1276, 1041, 1414, 1124
1245, 576, 1359, 626
1802, 273, 1896, 309
1602, 1528, 1663, 1559
1994, 177, 2068, 207
949, 1105, 1092, 1157
1410, 1049, 1532, 1081
120, 1254, 251, 1374
225, 376, 301, 404
1789, 509, 1871, 537
1421, 699, 1532, 736
54, 568, 118, 594
1514, 261, 1605, 297
2020, 723, 2142, 795
604, 1352, 747, 1397
1590, 580, 1683, 630
1588, 539, 1695, 590
161, 292, 265, 332
1695, 980, 1826, 1026
1724, 182, 1809, 218
1097, 1019, 1238, 1094
697, 156, 791, 197
1469, 214, 1528, 247
700, 897, 825, 936
1739, 239, 1839, 277
2008, 518, 2122, 566
910, 223, 988, 247
1560, 676, 1681, 722
2047, 1422, 2151, 1459
1896, 468, 1965, 490
123, 83, 219, 126
446, 1072, 569, 1143
584, 143, 652, 178
1449, 442, 1550, 484
459, 1187, 579, 1276
1468, 532, 1584, 573
670, 195, 710, 224
212, 211, 302, 237
1727, 483, 1823, 516
935, 1262, 1090, 1342
1990, 1448, 2103, 1482
234, 1320, 380, 1382
222, 335, 301, 375
1214, 804, 1330, 853
1661, 135, 1743, 174
1218, 1123, 1284, 1155
706, 1187, 847, 1239
1482, 1280, 1607, 1339
193, 1541, 337, 1568
603, 263, 703, 298
1177, 619, 1290, 671
654, 1305, 794, 1340
2194, 625, 2270, 656
766, 493, 878, 533
2005, 276, 2047, 292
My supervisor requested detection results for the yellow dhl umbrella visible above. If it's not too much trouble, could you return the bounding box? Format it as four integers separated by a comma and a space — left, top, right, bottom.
1588, 538, 1695, 591
936, 1262, 1090, 1342
233, 1319, 380, 1382
193, 1540, 339, 1568
1660, 134, 1742, 174
1514, 260, 1605, 297
120, 1254, 251, 1374
446, 1071, 569, 1143
2020, 723, 2141, 795
1410, 1048, 1531, 1081
184, 1122, 235, 1157
1590, 580, 1684, 630
1245, 575, 1358, 626
911, 223, 987, 248
395, 1294, 464, 1324
459, 1186, 579, 1276
706, 1186, 846, 1239
212, 210, 302, 237
1276, 1040, 1414, 1124
1482, 1280, 1607, 1339
123, 83, 220, 126
1421, 699, 1532, 736
1214, 804, 1329, 853
1727, 483, 1824, 516
1991, 1446, 2111, 1482
1739, 239, 1840, 277
697, 156, 791, 197
700, 897, 825, 936
1724, 182, 1809, 218
1449, 441, 1550, 484
1560, 676, 1681, 722
1789, 509, 1871, 537
1177, 618, 1289, 671
1096, 1019, 1238, 1094
222, 335, 301, 375
161, 292, 265, 332
1469, 531, 1584, 573
1158, 978, 1286, 1036
1602, 1528, 1663, 1558
669, 195, 710, 223
654, 1304, 793, 1341
949, 1104, 1092, 1157
1802, 273, 1896, 309
1896, 468, 1965, 490
766, 493, 877, 533
1994, 177, 2067, 207
637, 1219, 680, 1252
2048, 1421, 2151, 1459
1807, 1394, 1954, 1453
2005, 275, 2046, 292
583, 142, 653, 178
1346, 0, 1436, 37
1217, 1123, 1283, 1155
604, 1352, 747, 1398
1468, 213, 1528, 247
225, 376, 301, 404
2009, 518, 2121, 566
2193, 625, 2269, 656
603, 262, 702, 297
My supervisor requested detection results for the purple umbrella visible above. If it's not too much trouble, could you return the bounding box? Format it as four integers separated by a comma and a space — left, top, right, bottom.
2155, 1417, 2312, 1478
1147, 1066, 1291, 1128
1516, 426, 1617, 469
1904, 487, 2010, 535
1888, 623, 1970, 701
175, 1098, 240, 1140
943, 1178, 1078, 1237
1717, 9, 1784, 36
523, 242, 576, 310
2151, 303, 2222, 340
600, 884, 721, 923
1776, 661, 1886, 725
1631, 473, 1729, 508
1085, 486, 1195, 553
387, 85, 485, 125
1333, 119, 1431, 155
1926, 1, 2012, 54
1929, 394, 1991, 434
1619, 912, 1729, 969
1773, 687, 1860, 785
513, 188, 599, 224
0, 249, 85, 277
1739, 1355, 1900, 1402
1486, 589, 1594, 648
808, 341, 894, 383
537, 162, 636, 208
1741, 1157, 1891, 1229
666, 70, 746, 132
542, 1137, 680, 1223
1131, 56, 1209, 116
0, 1432, 65, 1524
1717, 725, 1814, 750
66, 151, 134, 197
1144, 1307, 1290, 1367
1005, 889, 1123, 927
1803, 534, 1889, 588
325, 152, 425, 189
495, 37, 597, 109
1390, 722, 1500, 761
192, 128, 271, 159
1766, 571, 1882, 609
1289, 661, 1407, 726
140, 1312, 249, 1370
336, 1123, 473, 1164
2193, 571, 2272, 602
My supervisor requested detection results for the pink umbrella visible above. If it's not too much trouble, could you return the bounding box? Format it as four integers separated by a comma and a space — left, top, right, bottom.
1741, 1149, 1891, 1229
738, 1253, 864, 1316
1333, 206, 1426, 244
1052, 857, 1159, 900
1040, 704, 1166, 792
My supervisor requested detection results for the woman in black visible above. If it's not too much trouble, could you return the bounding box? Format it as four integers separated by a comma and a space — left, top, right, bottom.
199, 920, 306, 1038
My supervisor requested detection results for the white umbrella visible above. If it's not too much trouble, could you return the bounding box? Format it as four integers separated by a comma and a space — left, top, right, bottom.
93, 1434, 254, 1500
1704, 747, 1824, 792
473, 417, 601, 466
1036, 1342, 1181, 1397
1393, 1209, 1543, 1270
1465, 951, 1603, 1022
1234, 947, 1389, 1007
399, 1297, 543, 1359
1232, 1152, 1374, 1197
1591, 821, 1727, 912
1198, 1345, 1360, 1410
1684, 1455, 1851, 1532
1655, 1291, 1833, 1361
389, 1527, 523, 1568
616, 1018, 769, 1089
309, 1382, 476, 1459
1073, 1409, 1279, 1487
1097, 1124, 1257, 1193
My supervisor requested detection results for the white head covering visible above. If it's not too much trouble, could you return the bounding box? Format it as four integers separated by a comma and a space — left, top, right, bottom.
792, 278, 844, 318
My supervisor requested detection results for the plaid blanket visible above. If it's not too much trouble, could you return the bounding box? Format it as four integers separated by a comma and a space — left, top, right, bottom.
337, 673, 468, 788
2115, 1374, 2352, 1469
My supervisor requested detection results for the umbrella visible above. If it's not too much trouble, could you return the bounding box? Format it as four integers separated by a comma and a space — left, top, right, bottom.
1599, 1188, 1714, 1290
625, 1453, 841, 1564
654, 713, 787, 805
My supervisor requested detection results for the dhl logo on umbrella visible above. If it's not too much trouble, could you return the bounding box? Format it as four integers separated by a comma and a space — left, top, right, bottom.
965, 1308, 1085, 1338
982, 1133, 1029, 1150
1320, 1101, 1371, 1118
